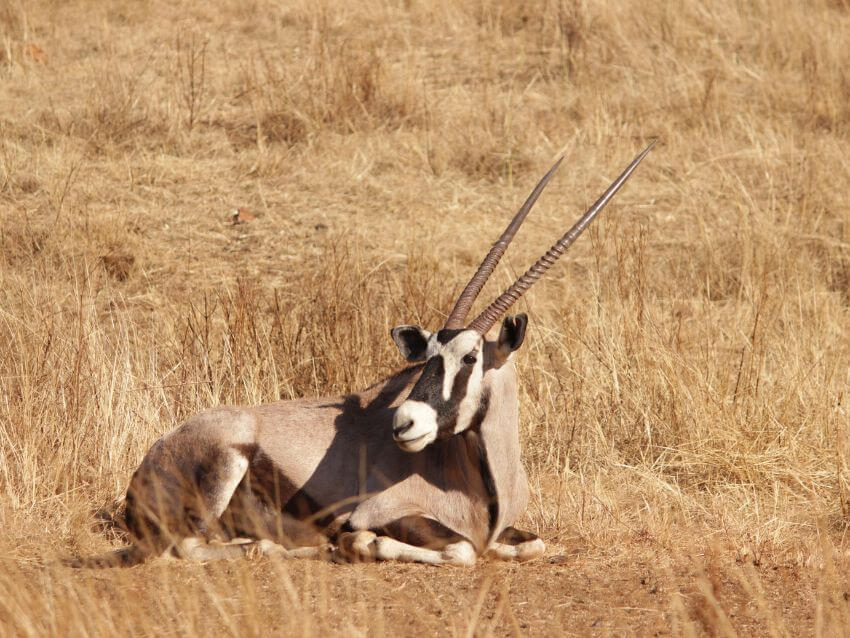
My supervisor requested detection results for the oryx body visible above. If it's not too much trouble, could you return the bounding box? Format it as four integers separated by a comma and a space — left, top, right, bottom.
125, 332, 529, 565
99, 142, 654, 567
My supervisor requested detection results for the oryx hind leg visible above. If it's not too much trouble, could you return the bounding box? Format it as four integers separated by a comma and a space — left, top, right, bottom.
487, 526, 545, 561
335, 516, 477, 566
125, 410, 256, 553
188, 447, 251, 538
157, 448, 251, 559
222, 480, 330, 549
174, 537, 332, 562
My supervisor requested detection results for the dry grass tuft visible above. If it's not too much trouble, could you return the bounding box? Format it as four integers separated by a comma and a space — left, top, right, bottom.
0, 0, 849, 634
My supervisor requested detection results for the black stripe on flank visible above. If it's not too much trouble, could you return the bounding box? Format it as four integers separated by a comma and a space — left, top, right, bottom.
472, 440, 499, 539
471, 393, 499, 538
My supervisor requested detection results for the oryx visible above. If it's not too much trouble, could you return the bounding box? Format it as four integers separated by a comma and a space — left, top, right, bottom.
88, 142, 654, 567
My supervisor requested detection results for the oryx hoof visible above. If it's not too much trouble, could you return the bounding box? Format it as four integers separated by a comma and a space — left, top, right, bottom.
246, 539, 282, 559
248, 540, 335, 561
440, 541, 477, 566
515, 538, 546, 561
334, 531, 377, 563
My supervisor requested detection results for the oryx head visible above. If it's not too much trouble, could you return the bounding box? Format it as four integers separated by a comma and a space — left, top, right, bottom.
391, 141, 656, 452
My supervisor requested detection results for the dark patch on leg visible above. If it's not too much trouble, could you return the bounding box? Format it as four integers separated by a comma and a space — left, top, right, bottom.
380, 516, 467, 550
496, 526, 539, 545
193, 458, 213, 489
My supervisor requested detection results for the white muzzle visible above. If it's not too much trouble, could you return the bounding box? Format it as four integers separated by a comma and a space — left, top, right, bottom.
392, 401, 438, 452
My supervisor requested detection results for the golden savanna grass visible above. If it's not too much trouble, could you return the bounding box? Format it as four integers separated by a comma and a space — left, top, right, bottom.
1, 0, 849, 634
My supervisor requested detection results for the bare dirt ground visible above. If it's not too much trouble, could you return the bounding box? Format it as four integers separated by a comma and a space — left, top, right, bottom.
1, 545, 835, 636
1, 0, 849, 635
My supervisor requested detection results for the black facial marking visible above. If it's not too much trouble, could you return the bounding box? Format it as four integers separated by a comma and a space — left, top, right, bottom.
450, 359, 473, 404
436, 328, 463, 344
407, 355, 445, 405
406, 350, 474, 438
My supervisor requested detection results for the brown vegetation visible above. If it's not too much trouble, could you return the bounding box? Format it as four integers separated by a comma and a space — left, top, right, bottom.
0, 0, 848, 634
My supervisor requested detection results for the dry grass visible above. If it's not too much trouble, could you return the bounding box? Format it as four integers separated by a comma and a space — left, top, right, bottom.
0, 0, 849, 634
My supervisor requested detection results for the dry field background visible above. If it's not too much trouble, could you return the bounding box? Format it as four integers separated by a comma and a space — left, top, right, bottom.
1, 0, 849, 635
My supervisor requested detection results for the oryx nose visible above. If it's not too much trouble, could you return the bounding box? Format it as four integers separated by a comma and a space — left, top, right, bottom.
393, 420, 414, 439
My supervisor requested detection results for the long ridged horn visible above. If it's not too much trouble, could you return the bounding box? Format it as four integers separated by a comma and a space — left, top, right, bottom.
468, 140, 656, 334
443, 157, 564, 329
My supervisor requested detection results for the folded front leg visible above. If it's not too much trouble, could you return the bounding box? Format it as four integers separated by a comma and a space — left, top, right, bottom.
373, 535, 476, 565
335, 516, 478, 566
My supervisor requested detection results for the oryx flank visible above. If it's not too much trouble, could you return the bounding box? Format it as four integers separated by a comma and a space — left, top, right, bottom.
80, 142, 654, 567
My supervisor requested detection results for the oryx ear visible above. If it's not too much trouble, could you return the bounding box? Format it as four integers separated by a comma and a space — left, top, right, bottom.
498, 313, 528, 353
391, 325, 431, 362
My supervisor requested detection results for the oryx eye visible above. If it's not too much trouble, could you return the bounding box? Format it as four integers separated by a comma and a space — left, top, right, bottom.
462, 353, 477, 366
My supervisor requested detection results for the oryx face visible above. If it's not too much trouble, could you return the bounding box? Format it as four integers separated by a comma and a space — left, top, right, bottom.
390, 315, 527, 452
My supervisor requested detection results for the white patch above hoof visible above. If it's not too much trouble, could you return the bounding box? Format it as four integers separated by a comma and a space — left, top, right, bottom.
488, 538, 546, 562
351, 531, 377, 559
372, 536, 477, 565
334, 531, 377, 563
515, 538, 545, 561
373, 536, 405, 561
441, 541, 476, 566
